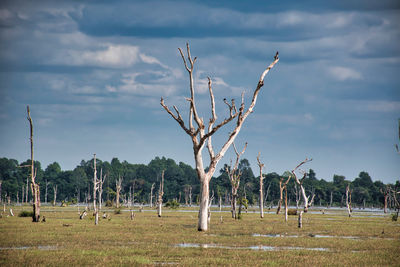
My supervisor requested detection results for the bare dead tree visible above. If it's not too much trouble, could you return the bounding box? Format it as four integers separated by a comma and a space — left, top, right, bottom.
184, 184, 192, 206
44, 179, 49, 204
293, 184, 300, 210
329, 191, 333, 208
346, 184, 353, 217
160, 43, 279, 231
226, 142, 247, 219
256, 152, 265, 218
53, 185, 57, 206
264, 181, 271, 208
26, 106, 40, 222
0, 180, 2, 204
116, 175, 123, 209
277, 175, 291, 215
291, 158, 313, 212
98, 168, 106, 211
150, 183, 155, 208
92, 154, 101, 225
157, 170, 164, 217
21, 184, 24, 205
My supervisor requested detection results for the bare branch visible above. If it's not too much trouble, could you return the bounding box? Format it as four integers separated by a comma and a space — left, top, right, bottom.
178, 48, 190, 72
160, 97, 192, 136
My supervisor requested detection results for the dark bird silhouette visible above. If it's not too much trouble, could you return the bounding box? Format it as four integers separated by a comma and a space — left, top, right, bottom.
274, 51, 279, 60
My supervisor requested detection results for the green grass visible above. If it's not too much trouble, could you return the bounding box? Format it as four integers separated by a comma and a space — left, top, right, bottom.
0, 205, 399, 266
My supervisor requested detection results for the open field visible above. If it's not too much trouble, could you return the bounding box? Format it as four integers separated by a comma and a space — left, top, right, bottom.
1, 205, 399, 266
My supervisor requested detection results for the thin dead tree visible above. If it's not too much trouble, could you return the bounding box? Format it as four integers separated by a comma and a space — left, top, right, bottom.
380, 186, 391, 213
53, 185, 57, 206
92, 154, 101, 225
256, 152, 265, 218
44, 179, 49, 205
26, 106, 40, 222
346, 184, 353, 217
98, 168, 106, 210
291, 158, 313, 212
160, 43, 279, 231
225, 142, 247, 219
293, 184, 301, 210
184, 184, 192, 206
157, 170, 165, 217
0, 180, 2, 204
277, 175, 291, 215
116, 175, 123, 209
149, 183, 155, 208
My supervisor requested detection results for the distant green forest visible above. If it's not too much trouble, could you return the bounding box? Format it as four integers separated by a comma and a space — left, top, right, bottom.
0, 156, 398, 208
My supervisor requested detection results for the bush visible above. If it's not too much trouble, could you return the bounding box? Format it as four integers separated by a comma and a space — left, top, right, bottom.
165, 199, 180, 209
114, 209, 122, 215
68, 198, 77, 205
18, 210, 34, 217
288, 209, 297, 215
105, 200, 113, 207
391, 213, 398, 221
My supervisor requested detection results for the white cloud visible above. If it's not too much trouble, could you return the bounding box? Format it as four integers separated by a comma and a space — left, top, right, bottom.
328, 66, 363, 81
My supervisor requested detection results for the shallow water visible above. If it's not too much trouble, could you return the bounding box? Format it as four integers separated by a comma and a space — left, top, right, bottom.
176, 243, 330, 252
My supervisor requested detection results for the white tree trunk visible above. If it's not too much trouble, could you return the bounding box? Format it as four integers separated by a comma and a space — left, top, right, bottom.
198, 179, 209, 231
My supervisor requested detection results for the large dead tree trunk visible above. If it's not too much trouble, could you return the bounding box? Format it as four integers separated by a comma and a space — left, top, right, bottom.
257, 152, 265, 218
346, 184, 352, 217
157, 170, 164, 217
116, 176, 123, 209
27, 106, 40, 222
161, 43, 279, 231
226, 143, 247, 219
291, 158, 313, 212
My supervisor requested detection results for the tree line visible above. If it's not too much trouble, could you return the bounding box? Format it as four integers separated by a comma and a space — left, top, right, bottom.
0, 156, 398, 209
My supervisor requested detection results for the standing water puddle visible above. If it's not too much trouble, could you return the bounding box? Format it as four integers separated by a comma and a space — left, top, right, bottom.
253, 233, 396, 240
176, 243, 330, 252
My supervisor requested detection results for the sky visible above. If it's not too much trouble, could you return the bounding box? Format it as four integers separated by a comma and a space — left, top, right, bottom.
0, 0, 399, 183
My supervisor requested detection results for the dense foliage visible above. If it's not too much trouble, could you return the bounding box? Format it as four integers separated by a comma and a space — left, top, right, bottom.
0, 156, 398, 208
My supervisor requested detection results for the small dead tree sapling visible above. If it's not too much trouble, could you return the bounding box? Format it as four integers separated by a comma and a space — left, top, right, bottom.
157, 170, 165, 217
256, 152, 265, 218
226, 142, 247, 219
291, 158, 313, 212
346, 183, 353, 217
150, 183, 155, 208
116, 176, 123, 209
53, 185, 57, 206
160, 43, 279, 231
26, 106, 40, 222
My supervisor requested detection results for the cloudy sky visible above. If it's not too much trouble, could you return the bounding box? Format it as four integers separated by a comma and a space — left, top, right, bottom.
0, 0, 399, 183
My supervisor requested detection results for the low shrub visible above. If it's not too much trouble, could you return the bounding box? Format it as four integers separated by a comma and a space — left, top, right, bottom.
18, 210, 34, 217
391, 213, 398, 221
165, 199, 180, 209
114, 209, 122, 215
288, 209, 297, 215
105, 200, 113, 207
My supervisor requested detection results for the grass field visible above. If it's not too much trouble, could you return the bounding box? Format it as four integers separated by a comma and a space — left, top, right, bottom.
0, 205, 399, 266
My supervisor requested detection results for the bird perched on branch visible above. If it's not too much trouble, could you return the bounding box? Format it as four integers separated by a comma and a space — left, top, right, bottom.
274, 51, 279, 60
